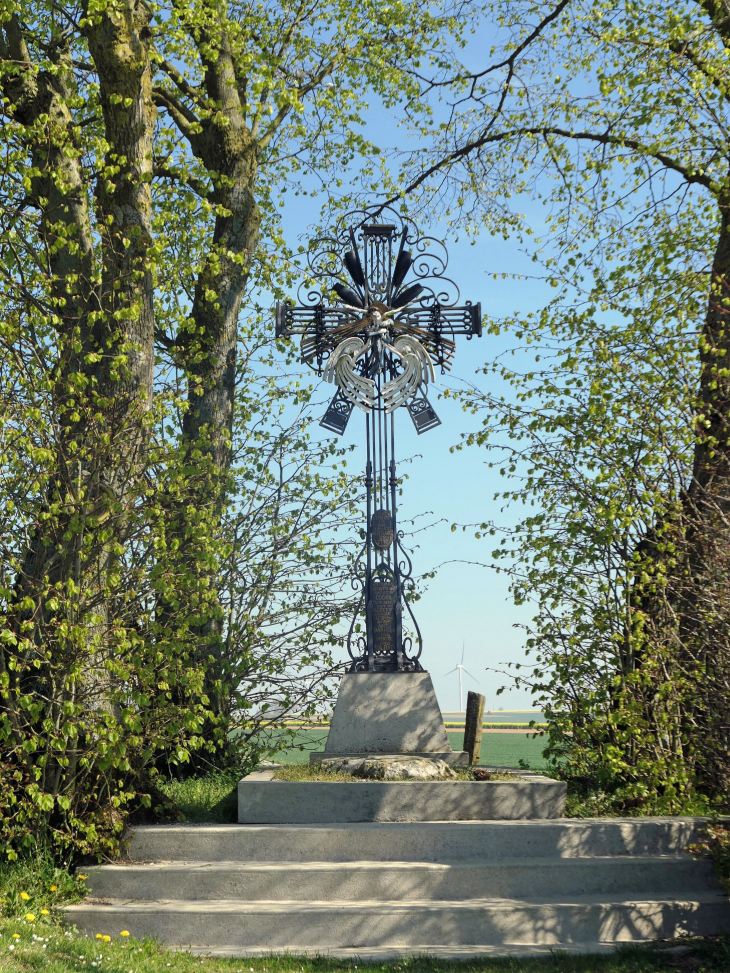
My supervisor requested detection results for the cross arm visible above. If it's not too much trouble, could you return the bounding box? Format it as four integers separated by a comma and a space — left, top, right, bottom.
275, 300, 360, 338
392, 302, 482, 371
395, 302, 482, 338
275, 300, 366, 369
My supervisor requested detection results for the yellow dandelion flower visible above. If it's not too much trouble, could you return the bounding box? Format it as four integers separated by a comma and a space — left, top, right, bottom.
102, 936, 111, 942
95, 934, 103, 940
12, 934, 20, 940
78, 875, 87, 881
50, 885, 57, 892
20, 892, 30, 901
41, 909, 50, 916
120, 931, 130, 937
25, 913, 36, 922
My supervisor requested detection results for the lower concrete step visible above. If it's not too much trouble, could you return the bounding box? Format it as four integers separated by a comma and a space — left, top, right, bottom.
84, 855, 718, 902
64, 894, 730, 948
185, 944, 619, 959
124, 818, 710, 863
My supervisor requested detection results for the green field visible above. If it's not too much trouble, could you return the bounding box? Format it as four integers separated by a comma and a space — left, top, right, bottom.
266, 728, 551, 769
446, 730, 551, 769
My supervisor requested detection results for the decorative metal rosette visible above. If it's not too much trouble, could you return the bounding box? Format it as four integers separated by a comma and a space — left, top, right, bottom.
275, 204, 482, 434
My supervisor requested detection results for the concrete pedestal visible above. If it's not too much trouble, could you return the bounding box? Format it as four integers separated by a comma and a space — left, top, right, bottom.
238, 769, 567, 822
311, 671, 467, 767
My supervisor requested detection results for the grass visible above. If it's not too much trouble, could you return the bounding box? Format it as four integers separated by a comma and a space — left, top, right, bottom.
445, 732, 551, 770
155, 729, 552, 821
158, 771, 241, 824
444, 724, 549, 731
0, 854, 86, 918
274, 765, 356, 782
158, 763, 521, 820
273, 765, 519, 781
268, 729, 329, 764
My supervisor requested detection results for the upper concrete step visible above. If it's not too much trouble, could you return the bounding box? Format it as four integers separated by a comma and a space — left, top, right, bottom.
84, 855, 718, 902
64, 893, 730, 948
124, 818, 710, 863
238, 775, 566, 822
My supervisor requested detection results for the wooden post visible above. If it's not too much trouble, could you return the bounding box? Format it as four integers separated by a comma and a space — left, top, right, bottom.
464, 691, 486, 766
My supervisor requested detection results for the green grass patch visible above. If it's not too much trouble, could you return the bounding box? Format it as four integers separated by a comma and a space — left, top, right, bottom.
274, 765, 362, 782
156, 730, 550, 823
444, 724, 549, 730
159, 771, 240, 824
0, 854, 86, 920
268, 729, 331, 764
445, 731, 552, 770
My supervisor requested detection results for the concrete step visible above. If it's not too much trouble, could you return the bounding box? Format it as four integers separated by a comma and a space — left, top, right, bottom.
185, 944, 619, 959
64, 893, 730, 948
84, 855, 718, 902
124, 819, 710, 863
237, 775, 566, 822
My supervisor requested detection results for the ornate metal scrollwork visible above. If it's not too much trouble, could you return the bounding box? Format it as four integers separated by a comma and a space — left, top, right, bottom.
275, 204, 482, 672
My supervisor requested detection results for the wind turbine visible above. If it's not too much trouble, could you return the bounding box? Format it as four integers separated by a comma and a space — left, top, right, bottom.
445, 641, 478, 713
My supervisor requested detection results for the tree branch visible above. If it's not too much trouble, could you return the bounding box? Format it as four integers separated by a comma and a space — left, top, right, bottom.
258, 47, 350, 148
414, 0, 571, 99
157, 56, 207, 110
0, 14, 39, 121
394, 124, 719, 206
152, 86, 199, 138
153, 160, 211, 200
696, 0, 730, 46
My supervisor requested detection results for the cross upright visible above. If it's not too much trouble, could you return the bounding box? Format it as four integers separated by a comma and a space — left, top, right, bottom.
275, 205, 481, 673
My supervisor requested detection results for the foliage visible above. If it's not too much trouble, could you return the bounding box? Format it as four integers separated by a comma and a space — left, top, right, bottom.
392, 0, 730, 805
0, 0, 465, 860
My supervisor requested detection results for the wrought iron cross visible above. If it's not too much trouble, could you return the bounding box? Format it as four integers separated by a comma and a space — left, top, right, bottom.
275, 206, 481, 672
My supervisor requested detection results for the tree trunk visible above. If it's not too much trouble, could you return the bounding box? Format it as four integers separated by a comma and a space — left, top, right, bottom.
1, 1, 157, 793
86, 0, 156, 473
152, 20, 261, 763
181, 32, 261, 479
677, 195, 730, 794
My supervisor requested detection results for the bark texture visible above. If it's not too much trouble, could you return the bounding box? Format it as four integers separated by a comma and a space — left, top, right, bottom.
85, 0, 156, 469
1, 0, 157, 741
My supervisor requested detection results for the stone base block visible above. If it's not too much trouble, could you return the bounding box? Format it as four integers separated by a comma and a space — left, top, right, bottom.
237, 770, 567, 823
324, 671, 451, 754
